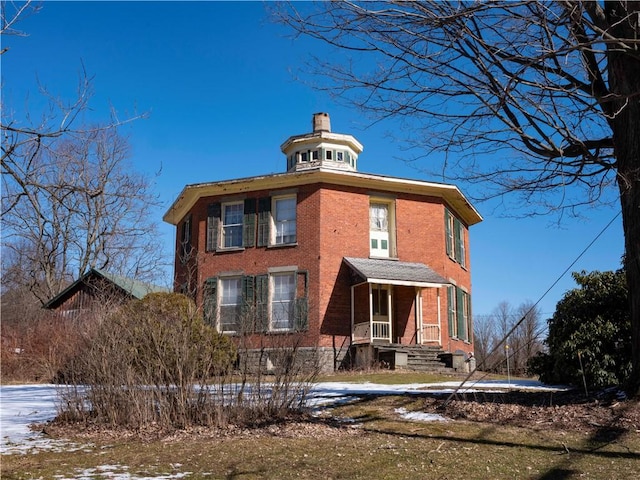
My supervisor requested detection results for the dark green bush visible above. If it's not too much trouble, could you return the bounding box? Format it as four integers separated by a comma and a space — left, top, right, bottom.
529, 269, 631, 391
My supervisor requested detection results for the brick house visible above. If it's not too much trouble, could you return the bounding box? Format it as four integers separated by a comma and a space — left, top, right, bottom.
163, 113, 482, 372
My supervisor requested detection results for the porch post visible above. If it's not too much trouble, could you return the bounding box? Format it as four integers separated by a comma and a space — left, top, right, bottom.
351, 285, 355, 343
415, 287, 423, 345
387, 285, 393, 343
368, 283, 373, 342
437, 288, 442, 345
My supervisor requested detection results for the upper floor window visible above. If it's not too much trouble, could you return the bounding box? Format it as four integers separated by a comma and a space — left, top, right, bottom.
207, 199, 256, 252
207, 194, 297, 252
370, 199, 395, 258
222, 202, 243, 248
272, 195, 297, 245
445, 208, 466, 267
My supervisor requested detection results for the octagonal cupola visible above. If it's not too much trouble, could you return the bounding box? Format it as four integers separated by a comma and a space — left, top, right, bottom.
281, 113, 364, 173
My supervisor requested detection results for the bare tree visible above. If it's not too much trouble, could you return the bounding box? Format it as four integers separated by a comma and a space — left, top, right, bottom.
472, 313, 496, 372
474, 301, 544, 376
278, 1, 640, 394
1, 2, 163, 303
513, 301, 545, 372
2, 128, 164, 303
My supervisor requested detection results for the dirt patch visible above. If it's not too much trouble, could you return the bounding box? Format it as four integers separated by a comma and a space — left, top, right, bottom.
421, 389, 640, 439
39, 415, 361, 444
39, 388, 640, 444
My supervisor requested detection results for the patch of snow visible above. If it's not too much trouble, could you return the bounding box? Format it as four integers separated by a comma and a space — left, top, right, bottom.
55, 464, 192, 479
1, 379, 568, 456
395, 407, 448, 422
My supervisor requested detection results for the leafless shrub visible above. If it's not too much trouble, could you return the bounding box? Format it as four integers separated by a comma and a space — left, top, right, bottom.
56, 292, 320, 431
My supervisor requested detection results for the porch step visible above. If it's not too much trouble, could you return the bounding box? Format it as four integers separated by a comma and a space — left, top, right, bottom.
374, 344, 455, 373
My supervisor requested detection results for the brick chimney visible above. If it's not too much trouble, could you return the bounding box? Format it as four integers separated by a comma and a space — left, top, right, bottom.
312, 112, 331, 133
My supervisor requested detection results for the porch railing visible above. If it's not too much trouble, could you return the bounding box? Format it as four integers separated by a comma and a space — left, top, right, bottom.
372, 321, 391, 342
353, 322, 370, 344
422, 324, 441, 344
353, 321, 392, 344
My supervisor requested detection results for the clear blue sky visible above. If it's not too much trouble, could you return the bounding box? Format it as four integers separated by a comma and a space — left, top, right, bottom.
2, 1, 624, 320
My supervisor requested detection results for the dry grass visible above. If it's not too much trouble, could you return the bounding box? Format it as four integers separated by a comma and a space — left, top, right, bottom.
2, 394, 638, 480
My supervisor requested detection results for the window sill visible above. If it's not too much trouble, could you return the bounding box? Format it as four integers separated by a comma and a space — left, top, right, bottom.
267, 242, 298, 249
215, 247, 245, 253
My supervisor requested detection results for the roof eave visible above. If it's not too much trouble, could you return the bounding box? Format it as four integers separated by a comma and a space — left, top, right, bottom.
163, 168, 482, 226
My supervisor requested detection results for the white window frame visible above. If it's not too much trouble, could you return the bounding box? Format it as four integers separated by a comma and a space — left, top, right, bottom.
221, 201, 244, 249
369, 198, 396, 258
270, 271, 296, 331
218, 276, 242, 333
271, 194, 297, 245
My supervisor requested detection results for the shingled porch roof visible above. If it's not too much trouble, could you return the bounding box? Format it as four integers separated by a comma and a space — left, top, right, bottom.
343, 257, 449, 288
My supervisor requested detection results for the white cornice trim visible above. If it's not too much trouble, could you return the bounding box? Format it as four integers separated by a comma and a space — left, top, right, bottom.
163, 168, 482, 226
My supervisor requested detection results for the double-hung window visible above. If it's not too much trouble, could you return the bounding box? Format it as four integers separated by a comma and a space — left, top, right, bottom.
271, 272, 296, 330
219, 277, 242, 333
273, 195, 297, 245
206, 199, 257, 252
222, 202, 243, 248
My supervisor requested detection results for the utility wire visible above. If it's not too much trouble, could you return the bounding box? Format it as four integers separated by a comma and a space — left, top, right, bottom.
442, 210, 622, 406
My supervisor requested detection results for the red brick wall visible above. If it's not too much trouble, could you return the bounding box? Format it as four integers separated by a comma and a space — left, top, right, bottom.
170, 180, 474, 356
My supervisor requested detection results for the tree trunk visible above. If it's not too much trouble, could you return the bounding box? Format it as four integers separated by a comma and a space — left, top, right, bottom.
607, 0, 640, 396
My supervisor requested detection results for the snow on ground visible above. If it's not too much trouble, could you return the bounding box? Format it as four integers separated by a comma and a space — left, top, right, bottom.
1, 380, 569, 456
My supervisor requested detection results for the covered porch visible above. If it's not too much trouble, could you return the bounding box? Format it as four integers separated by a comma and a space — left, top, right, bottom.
343, 257, 450, 348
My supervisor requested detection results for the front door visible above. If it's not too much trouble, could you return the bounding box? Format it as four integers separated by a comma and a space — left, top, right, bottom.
371, 284, 392, 341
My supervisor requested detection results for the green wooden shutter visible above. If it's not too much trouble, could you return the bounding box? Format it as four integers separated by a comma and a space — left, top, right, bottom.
257, 197, 271, 247
241, 275, 255, 332
294, 270, 309, 331
295, 297, 308, 331
444, 209, 452, 257
203, 277, 218, 326
255, 274, 269, 331
454, 217, 463, 265
465, 292, 473, 343
243, 199, 256, 248
447, 286, 455, 337
456, 287, 466, 341
206, 203, 221, 252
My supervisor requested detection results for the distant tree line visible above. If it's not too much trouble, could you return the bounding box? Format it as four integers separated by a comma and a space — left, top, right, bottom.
473, 301, 545, 376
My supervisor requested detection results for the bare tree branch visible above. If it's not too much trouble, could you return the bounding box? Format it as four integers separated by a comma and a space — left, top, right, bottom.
276, 0, 640, 394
